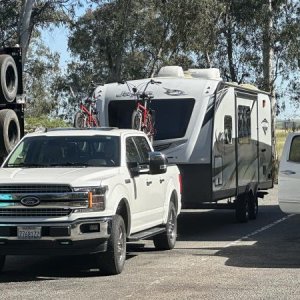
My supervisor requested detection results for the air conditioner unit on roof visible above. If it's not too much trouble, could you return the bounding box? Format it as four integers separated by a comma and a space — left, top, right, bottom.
157, 66, 185, 78
187, 68, 221, 80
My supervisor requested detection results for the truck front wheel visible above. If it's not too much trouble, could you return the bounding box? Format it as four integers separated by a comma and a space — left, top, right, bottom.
97, 215, 126, 275
0, 255, 5, 272
153, 202, 177, 250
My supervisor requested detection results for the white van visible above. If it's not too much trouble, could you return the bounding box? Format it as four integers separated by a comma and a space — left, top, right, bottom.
278, 132, 300, 213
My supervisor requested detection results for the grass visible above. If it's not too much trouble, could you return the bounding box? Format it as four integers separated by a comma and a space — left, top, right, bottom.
275, 129, 289, 160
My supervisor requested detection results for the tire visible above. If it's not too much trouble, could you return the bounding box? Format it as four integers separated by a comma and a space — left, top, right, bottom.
131, 110, 142, 131
97, 215, 126, 275
0, 55, 18, 103
144, 114, 154, 143
153, 202, 177, 250
74, 112, 86, 128
91, 114, 100, 127
235, 193, 249, 223
248, 192, 258, 220
0, 109, 20, 157
0, 255, 5, 272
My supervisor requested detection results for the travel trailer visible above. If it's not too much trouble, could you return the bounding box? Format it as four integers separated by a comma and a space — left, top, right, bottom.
94, 66, 274, 222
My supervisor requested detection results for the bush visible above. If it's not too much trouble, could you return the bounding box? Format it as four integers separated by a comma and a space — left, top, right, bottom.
25, 116, 71, 133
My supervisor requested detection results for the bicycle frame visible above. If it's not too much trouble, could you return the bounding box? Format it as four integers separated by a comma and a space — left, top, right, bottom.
79, 100, 99, 127
136, 101, 154, 133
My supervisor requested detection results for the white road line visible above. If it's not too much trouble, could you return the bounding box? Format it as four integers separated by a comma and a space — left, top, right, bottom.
224, 214, 295, 248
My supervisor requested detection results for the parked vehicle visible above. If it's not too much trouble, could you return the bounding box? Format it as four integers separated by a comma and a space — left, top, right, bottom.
278, 132, 300, 214
95, 66, 274, 222
0, 46, 25, 162
0, 128, 181, 275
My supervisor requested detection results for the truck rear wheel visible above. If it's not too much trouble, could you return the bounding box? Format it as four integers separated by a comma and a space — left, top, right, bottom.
0, 255, 5, 272
235, 193, 249, 223
0, 55, 18, 103
0, 109, 20, 156
97, 215, 126, 275
153, 202, 177, 250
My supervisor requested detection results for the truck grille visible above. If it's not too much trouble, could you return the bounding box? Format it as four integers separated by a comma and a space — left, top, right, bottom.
0, 184, 72, 193
0, 208, 72, 217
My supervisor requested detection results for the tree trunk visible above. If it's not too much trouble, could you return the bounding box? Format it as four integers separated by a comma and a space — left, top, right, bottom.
18, 0, 35, 66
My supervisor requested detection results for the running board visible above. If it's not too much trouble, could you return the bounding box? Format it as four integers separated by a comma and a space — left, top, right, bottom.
127, 227, 165, 242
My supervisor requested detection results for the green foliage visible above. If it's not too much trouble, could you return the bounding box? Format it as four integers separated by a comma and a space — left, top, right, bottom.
25, 115, 70, 133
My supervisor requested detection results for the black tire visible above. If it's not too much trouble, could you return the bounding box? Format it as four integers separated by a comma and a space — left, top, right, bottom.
0, 255, 5, 272
153, 202, 177, 250
132, 110, 142, 131
97, 215, 126, 275
0, 55, 18, 103
248, 192, 258, 220
74, 112, 86, 128
0, 109, 20, 157
235, 193, 249, 223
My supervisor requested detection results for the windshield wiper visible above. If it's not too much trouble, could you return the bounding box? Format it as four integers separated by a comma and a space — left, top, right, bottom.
48, 162, 89, 167
6, 163, 47, 168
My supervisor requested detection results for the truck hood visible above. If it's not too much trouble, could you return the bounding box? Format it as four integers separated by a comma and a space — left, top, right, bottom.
0, 167, 120, 187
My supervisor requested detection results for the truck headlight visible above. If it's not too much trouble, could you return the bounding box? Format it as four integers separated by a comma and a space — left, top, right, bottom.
73, 186, 107, 212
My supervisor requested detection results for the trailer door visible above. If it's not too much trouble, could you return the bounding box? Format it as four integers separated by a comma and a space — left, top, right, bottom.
236, 92, 259, 190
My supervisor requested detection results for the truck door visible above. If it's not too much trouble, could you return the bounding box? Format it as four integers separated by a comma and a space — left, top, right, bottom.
236, 92, 259, 189
278, 133, 300, 213
126, 136, 164, 232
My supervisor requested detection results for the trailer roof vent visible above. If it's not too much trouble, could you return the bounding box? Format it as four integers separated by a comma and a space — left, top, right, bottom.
187, 68, 221, 80
157, 66, 185, 78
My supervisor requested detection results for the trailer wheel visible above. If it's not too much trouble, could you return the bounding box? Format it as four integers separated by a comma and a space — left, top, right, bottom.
0, 255, 5, 272
0, 55, 18, 103
235, 193, 249, 223
248, 192, 258, 220
0, 109, 21, 156
96, 215, 126, 275
153, 202, 177, 250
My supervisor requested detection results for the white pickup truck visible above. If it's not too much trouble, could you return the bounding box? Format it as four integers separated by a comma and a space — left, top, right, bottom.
0, 128, 181, 275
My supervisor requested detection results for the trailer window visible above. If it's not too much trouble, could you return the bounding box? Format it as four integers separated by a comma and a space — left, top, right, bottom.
238, 105, 251, 144
108, 99, 195, 140
224, 115, 232, 144
289, 136, 300, 162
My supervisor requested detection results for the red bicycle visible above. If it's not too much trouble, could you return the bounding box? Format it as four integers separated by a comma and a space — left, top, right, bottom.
72, 87, 100, 128
123, 79, 161, 143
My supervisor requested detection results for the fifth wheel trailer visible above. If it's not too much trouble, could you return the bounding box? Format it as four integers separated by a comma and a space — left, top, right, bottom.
0, 46, 24, 162
94, 66, 274, 222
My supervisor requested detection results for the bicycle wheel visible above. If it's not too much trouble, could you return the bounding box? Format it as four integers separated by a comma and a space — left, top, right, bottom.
144, 114, 154, 143
132, 110, 142, 131
91, 114, 100, 127
74, 112, 86, 128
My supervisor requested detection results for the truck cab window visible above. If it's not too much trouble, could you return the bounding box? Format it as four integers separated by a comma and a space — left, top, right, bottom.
289, 136, 300, 162
126, 138, 140, 163
133, 136, 151, 164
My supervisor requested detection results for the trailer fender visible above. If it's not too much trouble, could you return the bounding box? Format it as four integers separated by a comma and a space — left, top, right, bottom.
0, 109, 20, 156
0, 55, 18, 103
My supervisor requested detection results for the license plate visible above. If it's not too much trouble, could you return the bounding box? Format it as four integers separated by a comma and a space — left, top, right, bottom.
17, 226, 41, 240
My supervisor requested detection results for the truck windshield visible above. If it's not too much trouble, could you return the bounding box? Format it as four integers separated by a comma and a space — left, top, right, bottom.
4, 135, 120, 168
108, 99, 195, 140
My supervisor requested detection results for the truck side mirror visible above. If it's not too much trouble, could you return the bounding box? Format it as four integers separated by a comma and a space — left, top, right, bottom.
127, 161, 140, 177
149, 152, 167, 175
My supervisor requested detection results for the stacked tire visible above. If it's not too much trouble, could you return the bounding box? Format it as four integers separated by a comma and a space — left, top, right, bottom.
0, 54, 20, 158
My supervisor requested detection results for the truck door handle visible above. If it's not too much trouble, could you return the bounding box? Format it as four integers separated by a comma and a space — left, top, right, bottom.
261, 148, 266, 152
160, 179, 165, 183
146, 180, 152, 186
281, 170, 296, 175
